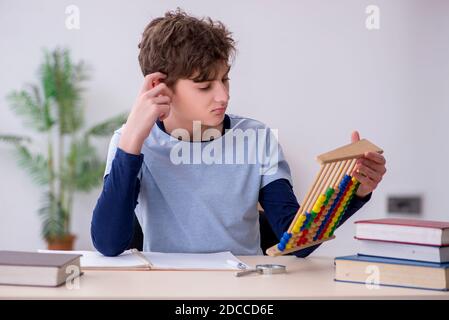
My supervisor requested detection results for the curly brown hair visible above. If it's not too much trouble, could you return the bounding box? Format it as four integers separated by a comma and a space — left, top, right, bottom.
138, 8, 236, 89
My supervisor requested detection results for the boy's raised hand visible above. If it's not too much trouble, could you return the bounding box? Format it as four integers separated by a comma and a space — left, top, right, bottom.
350, 131, 387, 198
119, 72, 173, 155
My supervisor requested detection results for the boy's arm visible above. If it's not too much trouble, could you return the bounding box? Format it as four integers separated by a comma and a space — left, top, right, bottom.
91, 72, 172, 256
258, 178, 371, 258
91, 147, 143, 256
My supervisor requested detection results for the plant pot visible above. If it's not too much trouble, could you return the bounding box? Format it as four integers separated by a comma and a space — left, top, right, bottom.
46, 234, 76, 250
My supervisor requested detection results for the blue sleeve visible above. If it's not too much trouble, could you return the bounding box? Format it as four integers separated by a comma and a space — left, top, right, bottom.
91, 148, 143, 256
258, 178, 372, 258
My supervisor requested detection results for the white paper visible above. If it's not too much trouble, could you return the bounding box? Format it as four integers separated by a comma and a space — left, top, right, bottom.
143, 251, 250, 270
38, 249, 148, 268
38, 249, 250, 270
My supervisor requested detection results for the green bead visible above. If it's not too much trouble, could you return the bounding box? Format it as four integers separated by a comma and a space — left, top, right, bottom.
325, 188, 334, 199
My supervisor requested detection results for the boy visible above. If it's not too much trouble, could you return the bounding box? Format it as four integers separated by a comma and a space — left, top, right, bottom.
91, 9, 386, 257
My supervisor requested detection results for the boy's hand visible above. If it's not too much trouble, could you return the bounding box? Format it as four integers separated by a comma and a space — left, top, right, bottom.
119, 72, 173, 155
350, 131, 387, 198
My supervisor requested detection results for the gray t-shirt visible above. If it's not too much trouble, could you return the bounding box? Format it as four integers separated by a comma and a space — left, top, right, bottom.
104, 114, 292, 255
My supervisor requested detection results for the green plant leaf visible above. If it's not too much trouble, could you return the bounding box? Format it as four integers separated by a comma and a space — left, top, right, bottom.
7, 85, 54, 132
14, 145, 50, 185
64, 138, 105, 192
40, 48, 89, 134
85, 113, 128, 137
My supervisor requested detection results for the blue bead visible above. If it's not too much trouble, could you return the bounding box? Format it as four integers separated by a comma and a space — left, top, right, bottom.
303, 215, 310, 225
282, 232, 291, 240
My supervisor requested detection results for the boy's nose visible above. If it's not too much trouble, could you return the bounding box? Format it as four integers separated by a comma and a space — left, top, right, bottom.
214, 81, 229, 103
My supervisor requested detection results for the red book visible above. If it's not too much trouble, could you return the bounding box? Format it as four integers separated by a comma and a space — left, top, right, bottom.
354, 218, 449, 247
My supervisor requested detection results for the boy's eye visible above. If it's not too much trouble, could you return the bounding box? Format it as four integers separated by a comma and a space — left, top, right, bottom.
198, 78, 230, 91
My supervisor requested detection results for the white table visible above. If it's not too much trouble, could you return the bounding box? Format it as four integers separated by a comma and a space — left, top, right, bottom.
1, 256, 448, 299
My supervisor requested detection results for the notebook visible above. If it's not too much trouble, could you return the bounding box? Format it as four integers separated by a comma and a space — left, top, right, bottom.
0, 250, 82, 287
38, 249, 250, 271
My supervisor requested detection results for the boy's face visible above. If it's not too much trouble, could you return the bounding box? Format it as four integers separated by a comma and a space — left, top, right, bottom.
170, 62, 230, 128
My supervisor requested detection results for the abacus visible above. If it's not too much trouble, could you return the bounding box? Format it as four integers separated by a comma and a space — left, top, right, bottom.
266, 139, 383, 257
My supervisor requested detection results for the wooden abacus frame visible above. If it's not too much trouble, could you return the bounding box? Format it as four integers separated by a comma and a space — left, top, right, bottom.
266, 139, 383, 257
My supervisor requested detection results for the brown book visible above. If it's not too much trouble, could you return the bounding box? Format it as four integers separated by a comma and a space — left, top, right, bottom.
0, 250, 82, 287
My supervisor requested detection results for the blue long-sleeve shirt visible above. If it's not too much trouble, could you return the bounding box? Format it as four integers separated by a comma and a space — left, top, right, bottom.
91, 140, 371, 257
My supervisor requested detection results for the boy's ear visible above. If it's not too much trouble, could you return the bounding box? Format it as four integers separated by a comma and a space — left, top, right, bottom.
152, 77, 166, 87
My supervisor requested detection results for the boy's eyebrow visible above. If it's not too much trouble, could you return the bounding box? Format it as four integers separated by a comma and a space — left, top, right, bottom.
193, 66, 231, 83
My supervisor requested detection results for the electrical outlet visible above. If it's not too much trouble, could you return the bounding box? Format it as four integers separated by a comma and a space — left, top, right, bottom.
387, 196, 422, 214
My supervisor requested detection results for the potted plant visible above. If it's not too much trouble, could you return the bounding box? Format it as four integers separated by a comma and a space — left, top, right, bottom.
0, 48, 127, 250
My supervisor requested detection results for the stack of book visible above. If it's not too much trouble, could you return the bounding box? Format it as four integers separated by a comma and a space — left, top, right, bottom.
334, 218, 449, 291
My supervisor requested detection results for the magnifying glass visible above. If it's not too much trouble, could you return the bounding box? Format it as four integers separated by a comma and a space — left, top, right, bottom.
235, 264, 287, 277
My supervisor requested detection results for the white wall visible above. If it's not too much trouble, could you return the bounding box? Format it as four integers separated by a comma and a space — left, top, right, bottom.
1, 0, 448, 256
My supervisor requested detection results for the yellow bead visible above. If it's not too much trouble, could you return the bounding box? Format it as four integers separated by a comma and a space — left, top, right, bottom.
313, 204, 322, 211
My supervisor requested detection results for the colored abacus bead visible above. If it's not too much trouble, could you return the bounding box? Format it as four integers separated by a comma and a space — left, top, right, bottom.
318, 194, 326, 203
272, 139, 381, 256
